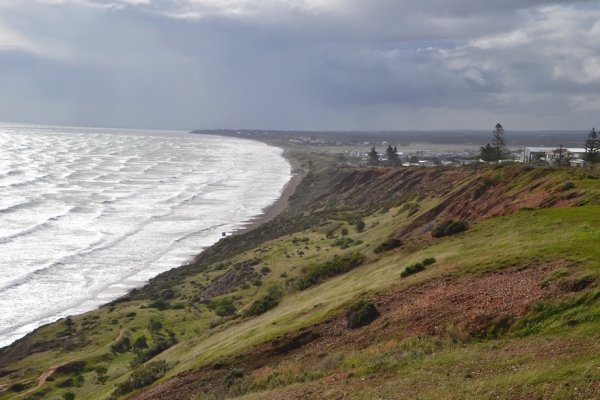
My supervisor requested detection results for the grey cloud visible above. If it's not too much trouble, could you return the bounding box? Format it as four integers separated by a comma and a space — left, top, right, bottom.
1, 0, 600, 130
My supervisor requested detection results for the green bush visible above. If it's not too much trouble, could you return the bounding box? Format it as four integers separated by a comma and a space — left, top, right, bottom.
243, 286, 283, 317
148, 299, 170, 310
252, 278, 263, 286
431, 220, 468, 238
243, 295, 280, 317
112, 360, 170, 396
131, 337, 178, 367
557, 181, 576, 192
331, 237, 355, 249
9, 383, 25, 392
110, 337, 131, 354
223, 368, 244, 388
63, 392, 75, 400
133, 335, 148, 350
260, 266, 271, 274
207, 297, 237, 317
355, 219, 366, 233
297, 253, 366, 290
125, 312, 136, 318
346, 300, 379, 329
373, 238, 402, 254
422, 257, 437, 266
401, 262, 425, 278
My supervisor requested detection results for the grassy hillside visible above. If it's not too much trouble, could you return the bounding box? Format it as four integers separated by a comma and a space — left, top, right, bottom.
2, 154, 600, 400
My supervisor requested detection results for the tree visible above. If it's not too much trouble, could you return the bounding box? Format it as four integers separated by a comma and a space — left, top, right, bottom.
584, 127, 600, 164
355, 219, 365, 233
386, 145, 401, 166
367, 147, 379, 166
63, 392, 75, 400
490, 123, 510, 163
479, 143, 495, 164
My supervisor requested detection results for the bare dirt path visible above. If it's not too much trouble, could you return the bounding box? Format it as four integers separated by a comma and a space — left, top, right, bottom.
9, 329, 124, 398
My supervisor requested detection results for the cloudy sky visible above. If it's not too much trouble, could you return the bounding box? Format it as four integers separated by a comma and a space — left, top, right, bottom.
1, 0, 600, 130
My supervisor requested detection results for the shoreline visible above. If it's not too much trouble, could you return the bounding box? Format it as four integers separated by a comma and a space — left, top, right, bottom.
1, 136, 303, 350
230, 147, 303, 234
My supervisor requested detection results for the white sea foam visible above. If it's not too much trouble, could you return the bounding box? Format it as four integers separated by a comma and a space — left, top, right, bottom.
0, 124, 291, 348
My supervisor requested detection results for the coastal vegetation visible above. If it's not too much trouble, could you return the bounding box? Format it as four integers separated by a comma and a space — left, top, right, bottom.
2, 149, 600, 399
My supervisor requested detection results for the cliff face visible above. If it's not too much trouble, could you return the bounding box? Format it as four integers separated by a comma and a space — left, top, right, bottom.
305, 165, 587, 237
2, 162, 600, 400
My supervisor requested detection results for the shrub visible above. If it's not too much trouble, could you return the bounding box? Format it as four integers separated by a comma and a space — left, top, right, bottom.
148, 299, 169, 310
112, 361, 170, 397
325, 229, 336, 239
55, 361, 87, 376
133, 335, 148, 350
297, 253, 366, 290
431, 220, 468, 238
373, 238, 402, 254
63, 392, 75, 400
223, 368, 244, 388
148, 319, 162, 333
260, 266, 271, 275
110, 337, 131, 354
557, 181, 576, 192
355, 219, 366, 233
9, 383, 25, 392
422, 257, 437, 266
244, 295, 281, 317
252, 278, 263, 286
346, 300, 379, 329
243, 286, 282, 317
401, 262, 425, 278
125, 312, 137, 318
131, 337, 178, 367
331, 237, 355, 249
207, 298, 237, 317
95, 366, 108, 384
341, 228, 348, 236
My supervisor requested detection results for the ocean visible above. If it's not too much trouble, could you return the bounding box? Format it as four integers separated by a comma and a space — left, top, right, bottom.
0, 124, 291, 348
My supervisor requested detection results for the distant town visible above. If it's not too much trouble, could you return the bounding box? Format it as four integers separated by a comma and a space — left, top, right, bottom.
191, 128, 595, 168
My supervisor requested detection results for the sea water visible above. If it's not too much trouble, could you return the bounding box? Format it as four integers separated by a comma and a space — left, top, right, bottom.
0, 124, 291, 348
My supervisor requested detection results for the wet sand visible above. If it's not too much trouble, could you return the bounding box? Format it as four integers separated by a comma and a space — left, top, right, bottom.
232, 146, 304, 234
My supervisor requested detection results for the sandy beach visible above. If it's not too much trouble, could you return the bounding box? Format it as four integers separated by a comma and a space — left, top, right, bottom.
232, 146, 303, 233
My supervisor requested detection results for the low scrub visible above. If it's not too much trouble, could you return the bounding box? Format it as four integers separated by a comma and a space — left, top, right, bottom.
223, 368, 244, 388
110, 337, 131, 354
297, 253, 366, 290
431, 220, 468, 238
401, 257, 435, 278
373, 238, 402, 254
331, 237, 363, 249
111, 360, 170, 398
243, 286, 283, 317
346, 300, 379, 329
207, 297, 237, 317
131, 337, 178, 367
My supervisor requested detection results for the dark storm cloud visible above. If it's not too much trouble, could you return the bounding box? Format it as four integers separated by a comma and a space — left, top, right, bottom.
1, 0, 600, 130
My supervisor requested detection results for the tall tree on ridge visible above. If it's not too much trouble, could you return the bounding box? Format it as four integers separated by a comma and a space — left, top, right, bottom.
491, 123, 510, 163
584, 127, 600, 164
479, 143, 495, 164
367, 147, 379, 166
386, 145, 400, 166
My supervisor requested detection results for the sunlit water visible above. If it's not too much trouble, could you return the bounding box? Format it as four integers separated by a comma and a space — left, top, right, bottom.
0, 124, 291, 347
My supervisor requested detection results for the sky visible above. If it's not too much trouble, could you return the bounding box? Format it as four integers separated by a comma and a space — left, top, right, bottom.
1, 0, 600, 131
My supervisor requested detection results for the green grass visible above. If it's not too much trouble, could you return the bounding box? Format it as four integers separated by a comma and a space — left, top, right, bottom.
3, 164, 600, 399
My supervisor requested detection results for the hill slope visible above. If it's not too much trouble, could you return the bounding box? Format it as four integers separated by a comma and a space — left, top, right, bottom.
2, 157, 600, 400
